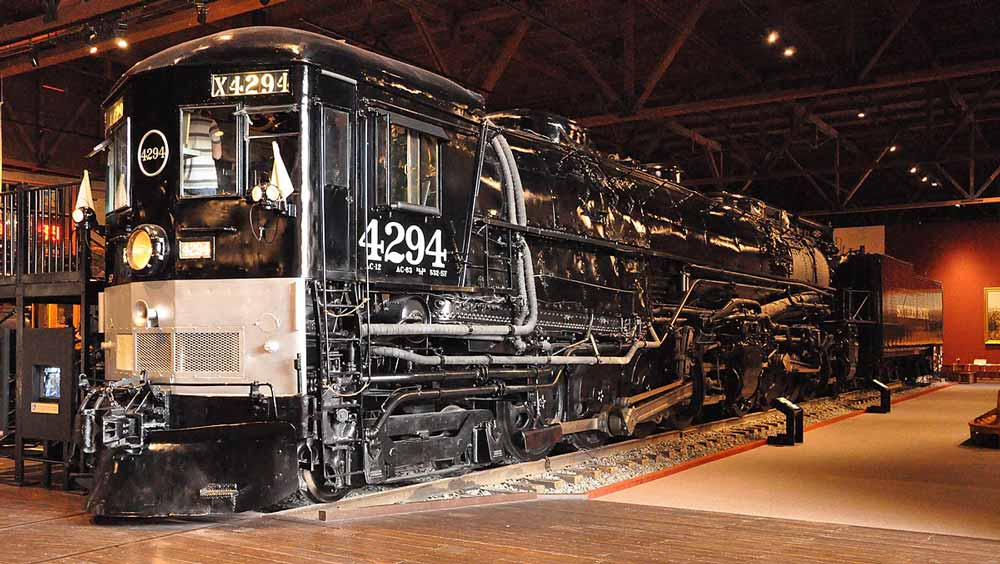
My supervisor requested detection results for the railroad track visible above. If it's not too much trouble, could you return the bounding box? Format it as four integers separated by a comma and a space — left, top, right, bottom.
280, 382, 933, 517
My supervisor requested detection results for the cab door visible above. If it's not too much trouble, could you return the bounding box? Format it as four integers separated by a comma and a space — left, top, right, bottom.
316, 71, 357, 277
320, 104, 353, 275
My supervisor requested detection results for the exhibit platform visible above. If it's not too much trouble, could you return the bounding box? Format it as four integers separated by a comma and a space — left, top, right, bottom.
600, 383, 1000, 541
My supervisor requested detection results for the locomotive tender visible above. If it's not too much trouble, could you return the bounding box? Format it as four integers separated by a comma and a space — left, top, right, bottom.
76, 26, 863, 516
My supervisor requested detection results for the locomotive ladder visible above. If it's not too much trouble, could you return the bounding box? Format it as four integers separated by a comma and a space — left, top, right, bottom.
312, 281, 361, 384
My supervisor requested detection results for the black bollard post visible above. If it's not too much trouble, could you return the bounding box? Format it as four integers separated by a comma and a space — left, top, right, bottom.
768, 397, 803, 446
866, 380, 891, 414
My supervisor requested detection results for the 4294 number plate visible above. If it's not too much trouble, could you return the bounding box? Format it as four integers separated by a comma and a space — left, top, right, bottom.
358, 219, 449, 279
210, 70, 290, 97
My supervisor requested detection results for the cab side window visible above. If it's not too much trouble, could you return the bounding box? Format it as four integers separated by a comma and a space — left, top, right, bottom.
106, 119, 130, 212
374, 114, 445, 213
180, 106, 239, 198
324, 108, 350, 188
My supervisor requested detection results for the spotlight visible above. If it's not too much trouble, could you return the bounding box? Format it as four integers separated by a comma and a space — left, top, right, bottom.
921, 176, 929, 183
857, 111, 866, 119
931, 181, 940, 187
889, 145, 898, 152
766, 30, 780, 45
782, 46, 797, 58
114, 21, 129, 49
89, 45, 98, 54
909, 166, 918, 174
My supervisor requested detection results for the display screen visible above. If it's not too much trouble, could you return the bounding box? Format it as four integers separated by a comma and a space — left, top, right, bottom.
35, 365, 61, 400
211, 70, 290, 97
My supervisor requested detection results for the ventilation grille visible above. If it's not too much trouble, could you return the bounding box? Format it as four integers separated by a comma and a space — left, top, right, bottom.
135, 333, 172, 374
174, 331, 241, 373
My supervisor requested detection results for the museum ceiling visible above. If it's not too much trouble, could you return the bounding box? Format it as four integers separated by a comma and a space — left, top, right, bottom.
1, 0, 999, 224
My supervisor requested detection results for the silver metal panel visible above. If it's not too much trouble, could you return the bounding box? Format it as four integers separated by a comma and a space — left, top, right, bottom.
103, 278, 306, 396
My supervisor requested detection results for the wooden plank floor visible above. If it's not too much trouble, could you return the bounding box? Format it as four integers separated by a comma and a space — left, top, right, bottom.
2, 469, 999, 564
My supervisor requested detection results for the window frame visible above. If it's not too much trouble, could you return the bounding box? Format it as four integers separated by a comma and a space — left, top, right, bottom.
178, 103, 243, 200
241, 103, 301, 197
321, 105, 351, 190
106, 117, 132, 213
373, 111, 448, 216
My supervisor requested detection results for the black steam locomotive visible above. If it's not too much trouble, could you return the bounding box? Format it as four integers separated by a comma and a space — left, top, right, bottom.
70, 27, 874, 516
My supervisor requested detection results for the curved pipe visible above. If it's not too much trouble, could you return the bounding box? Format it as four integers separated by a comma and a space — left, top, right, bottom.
361, 132, 538, 338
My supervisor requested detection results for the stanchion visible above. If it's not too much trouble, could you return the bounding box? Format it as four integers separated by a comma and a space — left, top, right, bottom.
768, 397, 803, 446
866, 379, 891, 414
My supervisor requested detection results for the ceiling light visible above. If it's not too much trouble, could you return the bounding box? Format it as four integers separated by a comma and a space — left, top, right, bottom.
89, 45, 98, 54
889, 145, 897, 152
931, 181, 940, 187
921, 176, 929, 183
909, 166, 918, 174
782, 46, 797, 58
766, 30, 780, 45
114, 21, 129, 49
857, 111, 866, 119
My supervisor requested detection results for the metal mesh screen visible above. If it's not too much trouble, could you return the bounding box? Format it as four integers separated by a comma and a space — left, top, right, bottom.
174, 331, 241, 373
135, 333, 172, 374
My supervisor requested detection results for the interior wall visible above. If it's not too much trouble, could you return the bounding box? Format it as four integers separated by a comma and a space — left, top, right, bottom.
886, 220, 1000, 364
834, 225, 885, 254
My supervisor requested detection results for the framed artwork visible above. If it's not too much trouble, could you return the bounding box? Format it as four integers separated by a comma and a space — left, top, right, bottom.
986, 288, 1000, 344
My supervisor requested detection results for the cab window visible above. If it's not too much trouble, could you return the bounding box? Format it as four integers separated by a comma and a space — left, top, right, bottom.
246, 108, 300, 194
374, 114, 444, 213
324, 108, 350, 188
106, 119, 130, 212
180, 106, 238, 197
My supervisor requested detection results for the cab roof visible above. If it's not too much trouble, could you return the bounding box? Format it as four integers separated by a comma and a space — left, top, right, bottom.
108, 26, 485, 112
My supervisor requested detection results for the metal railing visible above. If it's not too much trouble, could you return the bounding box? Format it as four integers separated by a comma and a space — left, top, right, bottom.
0, 183, 80, 280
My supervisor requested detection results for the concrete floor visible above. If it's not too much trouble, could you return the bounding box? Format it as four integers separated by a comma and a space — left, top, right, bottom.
600, 384, 1000, 540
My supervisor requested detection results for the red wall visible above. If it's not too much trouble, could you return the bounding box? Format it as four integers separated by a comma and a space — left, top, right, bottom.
886, 220, 1000, 364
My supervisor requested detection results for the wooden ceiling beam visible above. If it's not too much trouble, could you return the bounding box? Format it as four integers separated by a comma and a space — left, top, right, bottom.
0, 0, 147, 46
665, 121, 721, 152
567, 41, 622, 105
632, 0, 710, 112
481, 18, 531, 93
636, 0, 757, 83
857, 0, 922, 82
623, 0, 635, 102
1, 0, 285, 78
578, 57, 1000, 127
406, 3, 451, 75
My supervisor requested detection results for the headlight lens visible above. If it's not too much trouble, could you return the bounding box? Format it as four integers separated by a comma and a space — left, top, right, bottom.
127, 230, 153, 271
125, 224, 169, 273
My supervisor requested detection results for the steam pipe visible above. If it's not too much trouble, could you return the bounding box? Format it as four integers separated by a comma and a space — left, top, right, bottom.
369, 324, 663, 366
361, 132, 538, 338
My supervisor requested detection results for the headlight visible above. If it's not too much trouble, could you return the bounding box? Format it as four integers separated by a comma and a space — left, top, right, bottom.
125, 224, 169, 274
